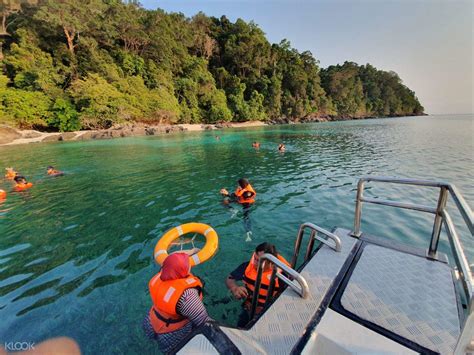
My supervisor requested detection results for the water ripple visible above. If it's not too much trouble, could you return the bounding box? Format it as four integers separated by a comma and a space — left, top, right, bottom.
0, 115, 472, 352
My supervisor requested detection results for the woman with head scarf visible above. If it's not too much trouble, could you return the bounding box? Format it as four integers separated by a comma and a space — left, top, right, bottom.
143, 253, 210, 353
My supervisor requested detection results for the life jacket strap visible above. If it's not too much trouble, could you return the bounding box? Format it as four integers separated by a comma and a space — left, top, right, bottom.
153, 308, 185, 327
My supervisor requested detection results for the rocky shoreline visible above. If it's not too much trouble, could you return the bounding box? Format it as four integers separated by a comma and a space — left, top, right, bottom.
0, 121, 266, 146
0, 114, 423, 147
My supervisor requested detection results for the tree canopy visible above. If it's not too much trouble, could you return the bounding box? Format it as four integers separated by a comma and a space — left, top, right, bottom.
0, 1, 424, 131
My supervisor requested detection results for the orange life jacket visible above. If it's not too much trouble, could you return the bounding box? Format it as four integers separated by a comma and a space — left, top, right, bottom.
5, 171, 16, 180
48, 169, 61, 175
0, 189, 6, 200
14, 182, 33, 191
243, 253, 290, 310
235, 184, 256, 204
148, 272, 203, 334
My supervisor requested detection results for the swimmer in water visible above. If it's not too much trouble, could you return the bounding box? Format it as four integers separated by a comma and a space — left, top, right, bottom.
47, 166, 64, 176
13, 175, 33, 191
4, 167, 17, 180
220, 178, 256, 241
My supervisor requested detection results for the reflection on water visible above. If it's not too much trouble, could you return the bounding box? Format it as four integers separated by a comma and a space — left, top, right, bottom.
0, 115, 472, 354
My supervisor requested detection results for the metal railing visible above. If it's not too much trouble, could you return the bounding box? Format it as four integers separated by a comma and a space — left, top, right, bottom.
351, 176, 474, 351
249, 253, 310, 320
291, 222, 342, 269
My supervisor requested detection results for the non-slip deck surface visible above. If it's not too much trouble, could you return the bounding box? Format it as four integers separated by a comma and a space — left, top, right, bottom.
341, 244, 460, 354
220, 228, 357, 355
178, 228, 357, 355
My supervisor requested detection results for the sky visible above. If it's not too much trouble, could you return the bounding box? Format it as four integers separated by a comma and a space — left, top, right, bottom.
140, 0, 473, 115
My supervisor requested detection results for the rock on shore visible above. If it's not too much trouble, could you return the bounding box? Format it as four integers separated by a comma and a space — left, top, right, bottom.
0, 121, 267, 146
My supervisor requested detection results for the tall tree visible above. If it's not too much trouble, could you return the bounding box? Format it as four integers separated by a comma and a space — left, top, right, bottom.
0, 0, 37, 60
34, 0, 104, 57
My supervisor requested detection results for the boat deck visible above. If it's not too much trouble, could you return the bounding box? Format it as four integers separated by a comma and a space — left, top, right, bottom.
175, 228, 463, 354
177, 228, 358, 354
338, 243, 460, 354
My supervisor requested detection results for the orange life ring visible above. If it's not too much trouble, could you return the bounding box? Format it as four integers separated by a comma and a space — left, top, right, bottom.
154, 223, 219, 266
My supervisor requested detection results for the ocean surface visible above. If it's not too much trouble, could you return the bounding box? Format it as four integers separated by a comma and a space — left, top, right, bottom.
0, 114, 472, 354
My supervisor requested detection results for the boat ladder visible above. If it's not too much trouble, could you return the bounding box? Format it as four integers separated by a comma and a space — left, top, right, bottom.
249, 222, 342, 320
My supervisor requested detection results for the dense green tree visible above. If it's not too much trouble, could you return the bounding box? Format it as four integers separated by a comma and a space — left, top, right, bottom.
0, 0, 38, 59
321, 62, 424, 117
0, 1, 423, 131
0, 74, 51, 128
34, 0, 104, 57
3, 28, 62, 95
48, 97, 80, 132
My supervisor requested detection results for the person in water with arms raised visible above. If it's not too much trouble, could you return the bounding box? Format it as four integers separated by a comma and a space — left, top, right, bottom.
143, 253, 211, 353
220, 178, 256, 241
225, 242, 290, 326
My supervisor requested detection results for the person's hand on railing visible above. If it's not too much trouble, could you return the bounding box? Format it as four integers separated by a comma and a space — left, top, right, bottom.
230, 285, 248, 300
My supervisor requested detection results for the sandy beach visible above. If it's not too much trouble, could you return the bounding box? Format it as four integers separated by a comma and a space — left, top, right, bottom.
0, 121, 267, 147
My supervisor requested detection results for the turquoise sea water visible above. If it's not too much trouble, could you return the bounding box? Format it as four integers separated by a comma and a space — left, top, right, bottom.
0, 115, 472, 354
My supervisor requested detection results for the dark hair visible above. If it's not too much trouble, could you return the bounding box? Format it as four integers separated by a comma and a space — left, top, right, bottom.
14, 175, 25, 183
238, 178, 249, 188
255, 242, 277, 256
47, 166, 54, 170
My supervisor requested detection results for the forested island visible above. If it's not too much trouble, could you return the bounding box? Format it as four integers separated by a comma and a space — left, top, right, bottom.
0, 0, 424, 132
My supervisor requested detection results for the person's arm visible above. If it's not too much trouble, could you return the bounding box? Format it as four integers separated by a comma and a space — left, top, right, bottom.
220, 188, 238, 202
176, 288, 211, 328
225, 262, 248, 300
226, 276, 248, 300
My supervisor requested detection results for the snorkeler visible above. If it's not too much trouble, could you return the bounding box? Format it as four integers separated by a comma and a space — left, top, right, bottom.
220, 178, 256, 241
47, 166, 64, 176
225, 242, 290, 326
4, 167, 17, 180
13, 175, 33, 191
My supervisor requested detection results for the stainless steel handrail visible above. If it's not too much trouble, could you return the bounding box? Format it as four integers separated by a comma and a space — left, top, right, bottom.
291, 222, 342, 269
442, 210, 473, 310
353, 176, 473, 238
351, 176, 474, 347
249, 253, 309, 320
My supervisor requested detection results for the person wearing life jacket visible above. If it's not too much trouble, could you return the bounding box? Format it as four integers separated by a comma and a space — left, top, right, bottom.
220, 178, 256, 206
143, 253, 211, 353
47, 166, 64, 176
13, 176, 33, 191
4, 167, 17, 180
225, 242, 291, 327
220, 178, 256, 241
